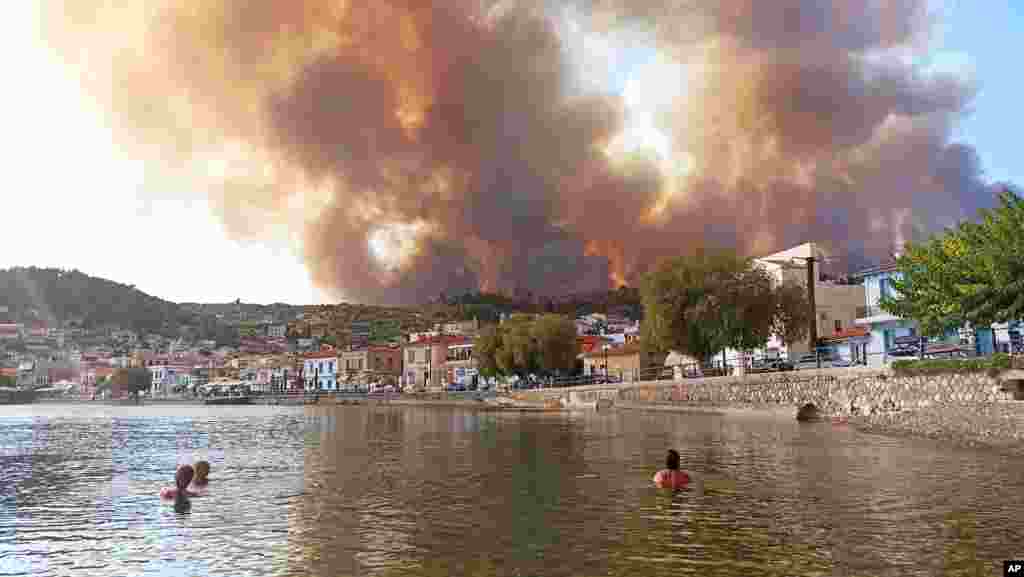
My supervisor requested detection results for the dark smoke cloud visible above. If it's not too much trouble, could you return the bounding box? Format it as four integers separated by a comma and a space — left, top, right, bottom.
40, 0, 1002, 304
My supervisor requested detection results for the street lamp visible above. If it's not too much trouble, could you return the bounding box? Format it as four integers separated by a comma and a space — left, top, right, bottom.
598, 342, 606, 383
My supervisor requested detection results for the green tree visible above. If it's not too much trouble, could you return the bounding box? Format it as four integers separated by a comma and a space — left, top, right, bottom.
531, 314, 579, 376
641, 248, 811, 363
474, 314, 578, 378
0, 373, 13, 388
882, 188, 1024, 336
475, 324, 503, 378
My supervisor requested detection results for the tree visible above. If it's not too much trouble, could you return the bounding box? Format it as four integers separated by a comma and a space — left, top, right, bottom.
771, 281, 813, 347
475, 324, 503, 378
474, 314, 578, 378
531, 314, 578, 376
0, 373, 13, 388
111, 367, 151, 400
640, 248, 811, 364
882, 188, 1024, 336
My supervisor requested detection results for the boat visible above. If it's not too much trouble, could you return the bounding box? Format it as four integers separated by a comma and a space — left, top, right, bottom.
0, 387, 38, 405
203, 395, 253, 405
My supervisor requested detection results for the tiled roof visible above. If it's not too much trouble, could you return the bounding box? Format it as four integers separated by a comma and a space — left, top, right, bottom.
304, 351, 339, 359
820, 327, 871, 342
582, 343, 642, 358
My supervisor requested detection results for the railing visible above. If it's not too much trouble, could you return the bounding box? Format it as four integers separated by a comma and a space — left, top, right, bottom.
855, 305, 892, 319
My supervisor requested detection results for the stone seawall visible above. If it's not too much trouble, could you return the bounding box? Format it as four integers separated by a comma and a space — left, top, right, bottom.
510, 368, 1023, 451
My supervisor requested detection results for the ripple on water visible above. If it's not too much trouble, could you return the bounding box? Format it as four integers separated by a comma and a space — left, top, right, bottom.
2, 404, 1022, 576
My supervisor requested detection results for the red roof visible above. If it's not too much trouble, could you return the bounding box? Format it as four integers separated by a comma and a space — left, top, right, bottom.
0, 368, 16, 378
404, 335, 470, 347
821, 327, 871, 342
304, 351, 338, 359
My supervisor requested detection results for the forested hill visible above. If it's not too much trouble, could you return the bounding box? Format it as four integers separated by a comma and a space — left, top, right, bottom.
0, 267, 191, 334
0, 267, 644, 341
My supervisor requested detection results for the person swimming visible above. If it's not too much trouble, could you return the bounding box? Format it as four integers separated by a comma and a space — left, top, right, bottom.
653, 449, 690, 490
189, 461, 210, 493
160, 465, 199, 500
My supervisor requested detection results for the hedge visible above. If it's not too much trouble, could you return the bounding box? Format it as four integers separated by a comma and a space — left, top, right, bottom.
890, 353, 1022, 376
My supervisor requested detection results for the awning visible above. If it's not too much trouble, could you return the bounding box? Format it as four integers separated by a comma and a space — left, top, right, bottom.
893, 335, 921, 345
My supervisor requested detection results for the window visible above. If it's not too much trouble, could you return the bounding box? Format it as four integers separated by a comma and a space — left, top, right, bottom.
879, 277, 892, 300
407, 350, 415, 363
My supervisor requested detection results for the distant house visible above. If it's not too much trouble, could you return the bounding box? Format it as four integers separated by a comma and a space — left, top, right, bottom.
576, 335, 609, 355
0, 324, 22, 340
402, 336, 468, 391
302, 351, 338, 391
266, 324, 287, 339
339, 345, 402, 389
581, 343, 666, 382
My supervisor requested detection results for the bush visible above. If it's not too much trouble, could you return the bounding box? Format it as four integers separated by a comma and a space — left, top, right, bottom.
891, 353, 1019, 376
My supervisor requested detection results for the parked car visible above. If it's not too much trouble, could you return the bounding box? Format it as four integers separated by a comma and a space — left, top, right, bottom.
750, 358, 795, 373
796, 353, 843, 370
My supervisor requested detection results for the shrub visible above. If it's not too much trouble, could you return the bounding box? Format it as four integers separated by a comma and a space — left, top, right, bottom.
891, 353, 1019, 376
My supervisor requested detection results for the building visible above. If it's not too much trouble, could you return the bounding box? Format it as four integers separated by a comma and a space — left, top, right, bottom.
576, 335, 609, 355
445, 340, 477, 388
753, 242, 866, 360
339, 345, 403, 389
302, 351, 338, 391
441, 319, 480, 337
350, 321, 371, 349
852, 259, 993, 365
581, 343, 666, 382
818, 327, 873, 365
0, 323, 22, 340
403, 340, 432, 390
402, 336, 469, 391
267, 324, 287, 339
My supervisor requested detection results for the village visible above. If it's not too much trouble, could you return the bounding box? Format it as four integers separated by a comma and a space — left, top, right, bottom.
3, 243, 1021, 402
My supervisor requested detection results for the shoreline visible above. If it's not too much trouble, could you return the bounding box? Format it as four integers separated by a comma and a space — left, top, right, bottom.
22, 395, 1024, 455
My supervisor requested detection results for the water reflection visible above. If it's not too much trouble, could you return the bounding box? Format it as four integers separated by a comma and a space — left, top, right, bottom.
1, 404, 1022, 576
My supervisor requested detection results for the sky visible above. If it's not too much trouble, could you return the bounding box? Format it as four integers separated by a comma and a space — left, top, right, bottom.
0, 1, 1019, 305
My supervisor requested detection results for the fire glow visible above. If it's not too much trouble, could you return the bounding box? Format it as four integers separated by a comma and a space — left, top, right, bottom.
41, 0, 1000, 304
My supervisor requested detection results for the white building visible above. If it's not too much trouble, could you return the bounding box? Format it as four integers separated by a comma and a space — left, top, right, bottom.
267, 324, 287, 339
302, 351, 338, 391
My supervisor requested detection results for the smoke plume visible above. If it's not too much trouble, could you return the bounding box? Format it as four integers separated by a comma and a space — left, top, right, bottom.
40, 0, 1001, 303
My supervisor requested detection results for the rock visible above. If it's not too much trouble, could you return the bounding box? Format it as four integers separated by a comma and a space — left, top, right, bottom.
796, 403, 822, 422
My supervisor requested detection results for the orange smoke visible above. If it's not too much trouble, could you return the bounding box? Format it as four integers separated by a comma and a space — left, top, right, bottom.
39, 0, 1002, 304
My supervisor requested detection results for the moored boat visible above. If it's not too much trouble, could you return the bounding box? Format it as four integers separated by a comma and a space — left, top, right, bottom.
0, 387, 38, 405
203, 396, 253, 405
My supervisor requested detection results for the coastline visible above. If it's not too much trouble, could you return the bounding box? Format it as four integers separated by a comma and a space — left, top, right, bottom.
24, 394, 1024, 455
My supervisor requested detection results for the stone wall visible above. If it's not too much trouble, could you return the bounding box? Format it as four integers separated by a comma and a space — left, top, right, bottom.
514, 368, 1015, 414
509, 368, 1023, 449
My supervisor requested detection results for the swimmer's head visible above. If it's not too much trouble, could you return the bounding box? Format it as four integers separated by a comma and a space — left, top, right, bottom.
175, 465, 194, 490
665, 450, 680, 471
194, 461, 210, 484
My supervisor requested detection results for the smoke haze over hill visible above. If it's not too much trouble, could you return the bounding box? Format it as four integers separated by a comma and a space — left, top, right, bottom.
40, 0, 1003, 304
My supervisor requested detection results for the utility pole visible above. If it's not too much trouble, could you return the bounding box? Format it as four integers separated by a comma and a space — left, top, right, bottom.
806, 256, 819, 368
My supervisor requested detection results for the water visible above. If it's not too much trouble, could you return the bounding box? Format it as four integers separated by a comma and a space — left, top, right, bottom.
1, 404, 1021, 577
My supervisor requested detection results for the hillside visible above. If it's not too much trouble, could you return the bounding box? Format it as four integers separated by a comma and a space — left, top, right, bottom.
0, 267, 195, 335
0, 267, 642, 347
